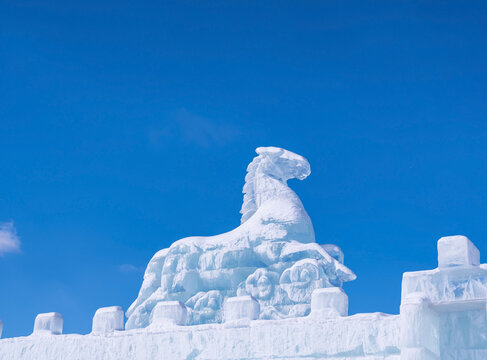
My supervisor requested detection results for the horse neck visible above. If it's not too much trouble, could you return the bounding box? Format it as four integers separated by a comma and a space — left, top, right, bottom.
253, 171, 299, 209
241, 158, 304, 223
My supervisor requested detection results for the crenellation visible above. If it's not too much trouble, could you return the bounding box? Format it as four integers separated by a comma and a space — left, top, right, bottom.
149, 301, 188, 329
32, 312, 63, 336
224, 295, 260, 325
310, 287, 348, 317
92, 306, 124, 334
437, 235, 480, 268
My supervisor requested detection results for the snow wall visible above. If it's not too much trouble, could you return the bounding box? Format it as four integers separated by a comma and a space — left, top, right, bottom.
1, 147, 486, 360
2, 236, 487, 360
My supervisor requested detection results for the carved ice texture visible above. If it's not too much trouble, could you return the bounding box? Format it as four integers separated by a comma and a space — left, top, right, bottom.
92, 306, 124, 334
126, 147, 356, 329
32, 312, 63, 336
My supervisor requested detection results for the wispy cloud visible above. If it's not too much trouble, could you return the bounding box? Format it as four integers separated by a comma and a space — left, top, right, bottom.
118, 264, 144, 273
149, 109, 240, 148
0, 221, 21, 255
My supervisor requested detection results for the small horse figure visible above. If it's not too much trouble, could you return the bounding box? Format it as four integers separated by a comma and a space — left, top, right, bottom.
126, 147, 355, 329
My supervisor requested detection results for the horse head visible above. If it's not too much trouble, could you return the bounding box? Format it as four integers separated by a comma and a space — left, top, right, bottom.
255, 146, 311, 182
241, 147, 311, 224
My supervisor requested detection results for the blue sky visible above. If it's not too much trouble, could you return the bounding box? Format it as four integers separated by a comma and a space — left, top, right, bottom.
1, 1, 486, 337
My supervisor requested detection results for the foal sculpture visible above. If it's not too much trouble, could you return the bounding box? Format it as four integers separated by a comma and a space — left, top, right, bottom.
126, 146, 355, 329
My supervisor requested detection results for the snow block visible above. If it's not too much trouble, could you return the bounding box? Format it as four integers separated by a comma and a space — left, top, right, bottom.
150, 301, 187, 327
438, 235, 480, 268
224, 295, 260, 322
92, 306, 124, 334
311, 287, 348, 317
33, 312, 63, 335
0, 319, 3, 339
400, 293, 439, 359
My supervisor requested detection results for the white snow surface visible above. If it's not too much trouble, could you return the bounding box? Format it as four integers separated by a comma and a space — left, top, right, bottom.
126, 147, 355, 329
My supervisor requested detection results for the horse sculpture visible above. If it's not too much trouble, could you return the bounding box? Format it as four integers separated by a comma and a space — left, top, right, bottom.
126, 146, 355, 329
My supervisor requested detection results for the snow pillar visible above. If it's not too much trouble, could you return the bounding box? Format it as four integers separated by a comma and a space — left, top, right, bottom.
400, 293, 439, 360
92, 306, 124, 334
437, 235, 480, 268
0, 319, 3, 338
33, 312, 63, 335
310, 287, 348, 318
224, 295, 260, 323
150, 301, 187, 328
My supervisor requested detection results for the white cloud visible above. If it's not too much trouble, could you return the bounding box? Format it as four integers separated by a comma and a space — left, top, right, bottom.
0, 221, 21, 255
118, 264, 144, 273
149, 109, 240, 148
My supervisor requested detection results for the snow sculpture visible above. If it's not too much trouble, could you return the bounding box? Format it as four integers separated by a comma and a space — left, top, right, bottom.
0, 319, 3, 339
92, 306, 124, 334
126, 146, 356, 329
32, 312, 63, 336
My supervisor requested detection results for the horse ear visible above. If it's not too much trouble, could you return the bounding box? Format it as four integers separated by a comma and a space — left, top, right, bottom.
255, 146, 283, 158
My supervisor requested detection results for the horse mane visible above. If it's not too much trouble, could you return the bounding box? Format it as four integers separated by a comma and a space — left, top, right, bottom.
239, 154, 262, 224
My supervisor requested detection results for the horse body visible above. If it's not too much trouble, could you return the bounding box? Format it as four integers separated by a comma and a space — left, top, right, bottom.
126, 147, 355, 329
